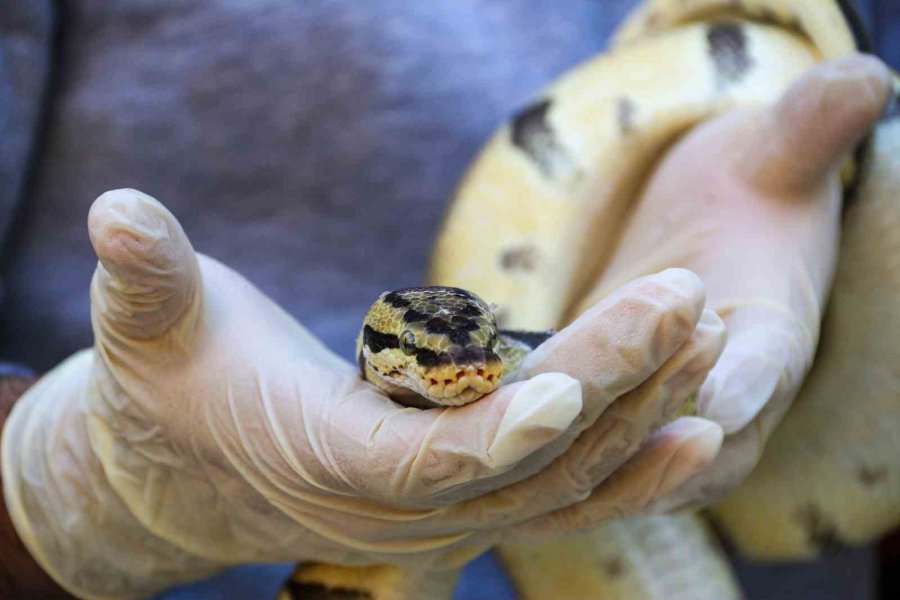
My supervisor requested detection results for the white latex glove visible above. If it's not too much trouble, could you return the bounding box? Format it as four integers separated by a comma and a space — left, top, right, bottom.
1, 189, 726, 599
572, 55, 894, 511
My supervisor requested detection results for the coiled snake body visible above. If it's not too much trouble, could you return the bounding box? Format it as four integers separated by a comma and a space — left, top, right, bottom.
279, 0, 899, 598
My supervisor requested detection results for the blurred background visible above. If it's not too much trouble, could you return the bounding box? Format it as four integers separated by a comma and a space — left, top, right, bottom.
1, 1, 898, 598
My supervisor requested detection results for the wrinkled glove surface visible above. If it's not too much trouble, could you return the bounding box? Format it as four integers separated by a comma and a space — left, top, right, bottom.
572, 55, 894, 512
2, 189, 725, 599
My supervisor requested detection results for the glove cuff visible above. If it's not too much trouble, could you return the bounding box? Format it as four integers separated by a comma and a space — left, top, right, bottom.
1, 350, 224, 599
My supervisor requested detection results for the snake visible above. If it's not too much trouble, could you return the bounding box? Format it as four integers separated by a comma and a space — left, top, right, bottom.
355, 286, 544, 409
278, 0, 899, 598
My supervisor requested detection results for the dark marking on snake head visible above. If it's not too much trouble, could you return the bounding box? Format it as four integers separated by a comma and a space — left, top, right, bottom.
500, 245, 538, 271
406, 286, 477, 297
510, 99, 570, 177
363, 325, 399, 353
437, 286, 478, 301
383, 291, 411, 308
857, 465, 888, 487
449, 329, 473, 346
450, 315, 478, 328
617, 97, 637, 135
424, 317, 454, 335
415, 345, 500, 368
414, 346, 447, 368
403, 308, 430, 323
457, 304, 482, 317
286, 579, 373, 600
451, 346, 500, 365
423, 315, 477, 345
794, 503, 843, 554
455, 317, 481, 332
707, 22, 752, 88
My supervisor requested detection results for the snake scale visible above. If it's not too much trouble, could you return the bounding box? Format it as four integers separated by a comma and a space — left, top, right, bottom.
279, 0, 899, 598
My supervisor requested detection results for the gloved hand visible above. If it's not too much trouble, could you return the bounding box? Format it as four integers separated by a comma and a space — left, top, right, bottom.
1, 188, 727, 599
571, 54, 894, 512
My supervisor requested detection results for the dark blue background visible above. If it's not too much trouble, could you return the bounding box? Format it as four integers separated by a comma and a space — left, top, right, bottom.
0, 0, 896, 598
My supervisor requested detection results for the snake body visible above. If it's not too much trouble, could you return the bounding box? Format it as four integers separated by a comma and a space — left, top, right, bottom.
279, 0, 897, 598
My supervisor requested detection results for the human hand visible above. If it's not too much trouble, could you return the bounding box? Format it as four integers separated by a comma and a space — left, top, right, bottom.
571, 54, 894, 511
2, 189, 726, 598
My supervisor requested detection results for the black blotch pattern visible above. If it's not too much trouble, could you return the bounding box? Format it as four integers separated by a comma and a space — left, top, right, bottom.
501, 329, 554, 349
414, 346, 446, 368
510, 98, 569, 177
707, 22, 752, 88
424, 317, 454, 335
375, 286, 503, 368
450, 315, 477, 328
363, 324, 399, 353
427, 286, 478, 301
452, 346, 500, 365
403, 308, 430, 323
500, 245, 538, 271
424, 317, 479, 346
449, 329, 472, 346
787, 16, 807, 38
383, 291, 411, 308
857, 465, 888, 487
617, 97, 637, 136
286, 580, 372, 600
794, 504, 843, 554
414, 346, 500, 368
457, 304, 481, 317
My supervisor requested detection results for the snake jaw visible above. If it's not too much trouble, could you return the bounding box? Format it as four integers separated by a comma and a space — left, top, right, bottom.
418, 361, 503, 406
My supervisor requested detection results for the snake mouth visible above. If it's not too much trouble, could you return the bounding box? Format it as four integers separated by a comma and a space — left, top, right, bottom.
420, 362, 503, 406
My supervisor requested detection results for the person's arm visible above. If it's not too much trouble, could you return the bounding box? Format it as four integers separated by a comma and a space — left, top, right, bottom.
0, 372, 73, 600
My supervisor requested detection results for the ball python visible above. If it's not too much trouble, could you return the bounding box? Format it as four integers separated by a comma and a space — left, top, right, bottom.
279, 0, 899, 598
354, 286, 540, 410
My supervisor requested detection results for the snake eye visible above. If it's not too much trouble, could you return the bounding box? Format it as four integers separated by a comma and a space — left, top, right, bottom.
400, 330, 416, 356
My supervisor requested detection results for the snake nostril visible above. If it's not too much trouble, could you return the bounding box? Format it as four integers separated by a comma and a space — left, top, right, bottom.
443, 379, 453, 385
430, 378, 439, 385
476, 368, 485, 377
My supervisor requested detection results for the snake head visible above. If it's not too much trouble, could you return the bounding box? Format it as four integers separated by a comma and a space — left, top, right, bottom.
359, 286, 504, 407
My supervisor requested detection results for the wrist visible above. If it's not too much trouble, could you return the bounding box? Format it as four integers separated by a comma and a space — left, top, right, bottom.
0, 366, 75, 600
2, 351, 223, 599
